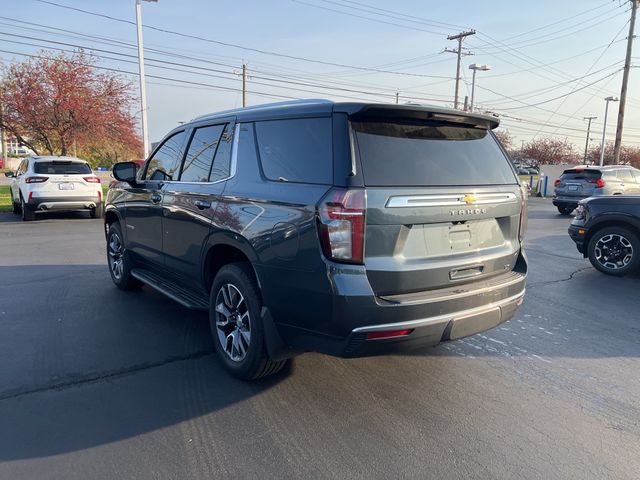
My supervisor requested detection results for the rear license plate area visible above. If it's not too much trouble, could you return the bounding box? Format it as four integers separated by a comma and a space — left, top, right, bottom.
568, 184, 579, 191
58, 182, 74, 190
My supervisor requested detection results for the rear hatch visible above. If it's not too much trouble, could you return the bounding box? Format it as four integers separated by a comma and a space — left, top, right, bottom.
554, 168, 601, 198
351, 118, 523, 296
32, 161, 99, 197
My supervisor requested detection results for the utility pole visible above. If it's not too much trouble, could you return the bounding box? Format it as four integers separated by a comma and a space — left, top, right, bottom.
613, 0, 638, 164
445, 30, 475, 109
583, 116, 597, 163
242, 63, 247, 108
395, 90, 399, 104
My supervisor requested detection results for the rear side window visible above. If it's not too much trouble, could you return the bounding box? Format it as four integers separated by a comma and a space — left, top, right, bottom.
561, 170, 602, 181
617, 169, 634, 182
34, 162, 91, 174
352, 121, 517, 186
180, 124, 225, 182
210, 123, 234, 182
255, 117, 332, 184
145, 130, 187, 181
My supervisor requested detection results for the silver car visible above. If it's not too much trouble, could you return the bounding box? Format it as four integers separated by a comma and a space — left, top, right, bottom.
552, 165, 640, 215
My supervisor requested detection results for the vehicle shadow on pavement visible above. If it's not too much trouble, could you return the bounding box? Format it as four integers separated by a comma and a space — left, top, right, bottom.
0, 264, 292, 461
0, 211, 96, 223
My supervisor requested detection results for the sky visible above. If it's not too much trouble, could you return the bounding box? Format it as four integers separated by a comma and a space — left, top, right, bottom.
3, 0, 640, 149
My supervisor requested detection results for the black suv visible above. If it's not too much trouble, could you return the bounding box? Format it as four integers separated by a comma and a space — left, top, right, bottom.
106, 100, 527, 379
569, 195, 640, 276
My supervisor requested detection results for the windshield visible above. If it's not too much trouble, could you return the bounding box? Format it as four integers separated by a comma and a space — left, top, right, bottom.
352, 121, 517, 187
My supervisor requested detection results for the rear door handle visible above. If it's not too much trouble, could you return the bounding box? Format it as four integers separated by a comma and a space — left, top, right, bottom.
195, 200, 211, 210
150, 193, 162, 204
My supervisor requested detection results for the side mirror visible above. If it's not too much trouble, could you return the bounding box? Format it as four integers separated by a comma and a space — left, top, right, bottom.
4, 171, 14, 178
112, 161, 139, 184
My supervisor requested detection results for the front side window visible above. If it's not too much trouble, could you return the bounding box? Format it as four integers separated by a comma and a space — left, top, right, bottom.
617, 169, 634, 183
144, 130, 187, 181
180, 125, 225, 182
255, 117, 332, 184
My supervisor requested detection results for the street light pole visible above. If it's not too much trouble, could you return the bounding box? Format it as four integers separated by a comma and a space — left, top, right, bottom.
468, 64, 490, 112
135, 0, 157, 159
600, 97, 619, 166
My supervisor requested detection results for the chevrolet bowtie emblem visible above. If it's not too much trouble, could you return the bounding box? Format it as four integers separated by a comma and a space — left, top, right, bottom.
462, 194, 477, 205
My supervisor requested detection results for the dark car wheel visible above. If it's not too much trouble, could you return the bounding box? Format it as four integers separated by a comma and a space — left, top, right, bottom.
91, 203, 104, 219
557, 206, 574, 216
21, 197, 35, 221
587, 226, 640, 276
12, 200, 20, 215
106, 222, 142, 290
209, 263, 287, 380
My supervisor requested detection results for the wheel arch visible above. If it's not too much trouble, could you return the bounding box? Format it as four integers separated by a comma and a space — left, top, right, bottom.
202, 233, 262, 294
103, 206, 124, 239
585, 216, 640, 250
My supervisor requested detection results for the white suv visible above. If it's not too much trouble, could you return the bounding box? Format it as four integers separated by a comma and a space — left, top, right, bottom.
5, 156, 103, 221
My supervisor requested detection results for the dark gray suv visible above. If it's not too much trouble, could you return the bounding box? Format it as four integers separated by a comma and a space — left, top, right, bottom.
105, 100, 527, 380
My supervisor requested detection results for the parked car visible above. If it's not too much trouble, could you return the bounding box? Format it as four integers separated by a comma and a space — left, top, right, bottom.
5, 156, 103, 221
105, 100, 528, 380
553, 165, 640, 215
569, 196, 640, 276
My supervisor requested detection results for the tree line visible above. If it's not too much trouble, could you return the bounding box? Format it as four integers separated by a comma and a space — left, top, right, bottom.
0, 50, 141, 167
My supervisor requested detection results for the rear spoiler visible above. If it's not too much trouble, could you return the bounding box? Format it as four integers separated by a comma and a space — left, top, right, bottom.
336, 103, 500, 130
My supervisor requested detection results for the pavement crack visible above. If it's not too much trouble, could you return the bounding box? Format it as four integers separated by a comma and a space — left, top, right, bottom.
528, 267, 591, 287
0, 349, 214, 402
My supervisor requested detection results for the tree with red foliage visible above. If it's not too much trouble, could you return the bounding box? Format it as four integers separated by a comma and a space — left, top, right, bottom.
521, 137, 578, 165
0, 50, 141, 162
493, 129, 514, 152
586, 142, 640, 167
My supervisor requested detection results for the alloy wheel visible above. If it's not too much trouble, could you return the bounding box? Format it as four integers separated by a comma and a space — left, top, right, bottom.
215, 283, 251, 362
594, 233, 634, 270
108, 232, 124, 280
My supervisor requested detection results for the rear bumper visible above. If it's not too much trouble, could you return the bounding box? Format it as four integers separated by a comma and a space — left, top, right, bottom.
274, 251, 527, 357
28, 196, 100, 211
552, 195, 586, 208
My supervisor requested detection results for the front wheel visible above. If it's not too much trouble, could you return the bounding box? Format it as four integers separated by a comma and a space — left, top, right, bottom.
557, 206, 574, 216
209, 263, 287, 380
106, 222, 142, 290
587, 227, 640, 276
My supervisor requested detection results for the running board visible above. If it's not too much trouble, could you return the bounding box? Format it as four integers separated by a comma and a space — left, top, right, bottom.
130, 269, 209, 311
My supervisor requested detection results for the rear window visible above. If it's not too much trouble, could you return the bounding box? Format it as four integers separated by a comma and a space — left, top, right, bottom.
352, 121, 517, 187
560, 169, 601, 181
255, 117, 332, 184
33, 161, 91, 174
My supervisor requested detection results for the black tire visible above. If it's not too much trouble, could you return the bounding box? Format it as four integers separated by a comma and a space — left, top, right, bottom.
209, 263, 287, 380
587, 226, 640, 276
557, 206, 574, 216
21, 197, 35, 221
91, 203, 104, 219
12, 200, 20, 215
106, 222, 142, 290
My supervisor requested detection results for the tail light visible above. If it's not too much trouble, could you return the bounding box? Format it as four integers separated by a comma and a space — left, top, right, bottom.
28, 191, 33, 201
595, 179, 605, 188
518, 184, 528, 243
317, 188, 366, 264
554, 179, 561, 187
98, 189, 102, 202
84, 176, 101, 183
366, 329, 413, 340
25, 176, 48, 183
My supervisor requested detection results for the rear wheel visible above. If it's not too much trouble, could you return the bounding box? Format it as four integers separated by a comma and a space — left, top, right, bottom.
557, 206, 574, 215
91, 203, 104, 219
587, 226, 640, 276
106, 222, 142, 289
21, 197, 35, 221
209, 263, 287, 380
12, 200, 20, 215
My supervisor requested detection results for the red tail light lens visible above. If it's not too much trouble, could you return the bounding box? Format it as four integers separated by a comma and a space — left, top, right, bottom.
84, 176, 101, 183
317, 188, 366, 264
366, 329, 413, 340
25, 176, 48, 183
595, 179, 605, 188
554, 179, 561, 187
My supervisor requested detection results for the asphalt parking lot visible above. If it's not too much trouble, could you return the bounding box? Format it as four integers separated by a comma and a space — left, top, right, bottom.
1, 199, 639, 480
